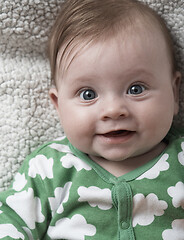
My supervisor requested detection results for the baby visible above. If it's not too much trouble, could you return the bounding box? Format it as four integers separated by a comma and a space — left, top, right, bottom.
0, 0, 184, 239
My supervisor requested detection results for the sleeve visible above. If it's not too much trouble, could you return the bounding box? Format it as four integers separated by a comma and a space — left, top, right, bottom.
0, 146, 54, 239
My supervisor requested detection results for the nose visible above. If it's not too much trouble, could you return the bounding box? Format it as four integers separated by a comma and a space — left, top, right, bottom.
100, 97, 129, 121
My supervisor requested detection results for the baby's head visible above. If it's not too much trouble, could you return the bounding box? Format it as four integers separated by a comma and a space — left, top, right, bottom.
48, 0, 178, 86
49, 0, 181, 164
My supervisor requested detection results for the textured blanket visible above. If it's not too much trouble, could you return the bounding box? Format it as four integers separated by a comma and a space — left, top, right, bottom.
0, 0, 184, 191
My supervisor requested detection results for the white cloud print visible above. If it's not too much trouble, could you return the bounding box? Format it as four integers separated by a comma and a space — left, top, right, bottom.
13, 173, 27, 191
49, 142, 71, 153
6, 188, 45, 229
78, 186, 112, 210
47, 214, 96, 240
0, 202, 2, 214
136, 154, 169, 180
61, 153, 92, 171
28, 154, 53, 180
162, 219, 184, 240
132, 193, 168, 227
0, 224, 24, 239
168, 182, 184, 209
178, 142, 184, 166
48, 182, 72, 216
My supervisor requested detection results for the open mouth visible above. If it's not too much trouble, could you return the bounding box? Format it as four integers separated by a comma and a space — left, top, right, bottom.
102, 130, 133, 138
97, 130, 135, 144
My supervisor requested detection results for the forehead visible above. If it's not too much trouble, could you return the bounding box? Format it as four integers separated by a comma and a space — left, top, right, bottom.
56, 19, 170, 82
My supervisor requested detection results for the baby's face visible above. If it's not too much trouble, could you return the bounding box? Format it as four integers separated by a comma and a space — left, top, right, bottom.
50, 25, 180, 163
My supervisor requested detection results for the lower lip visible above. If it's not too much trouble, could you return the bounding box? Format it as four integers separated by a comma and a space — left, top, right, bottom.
96, 131, 135, 145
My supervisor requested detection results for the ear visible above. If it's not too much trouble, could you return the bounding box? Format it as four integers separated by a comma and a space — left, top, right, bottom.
49, 88, 59, 111
172, 71, 181, 115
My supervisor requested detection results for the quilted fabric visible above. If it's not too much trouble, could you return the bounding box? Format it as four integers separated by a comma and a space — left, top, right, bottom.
0, 0, 183, 191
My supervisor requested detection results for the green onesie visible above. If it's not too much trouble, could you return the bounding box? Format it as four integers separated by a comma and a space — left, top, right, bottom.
0, 127, 184, 239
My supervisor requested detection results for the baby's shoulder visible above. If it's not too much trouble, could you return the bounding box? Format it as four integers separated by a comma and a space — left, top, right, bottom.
18, 136, 74, 176
166, 126, 184, 143
16, 136, 81, 186
30, 136, 72, 159
165, 126, 184, 162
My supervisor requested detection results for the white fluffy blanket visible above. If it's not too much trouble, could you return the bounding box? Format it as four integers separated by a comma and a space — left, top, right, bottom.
0, 0, 184, 191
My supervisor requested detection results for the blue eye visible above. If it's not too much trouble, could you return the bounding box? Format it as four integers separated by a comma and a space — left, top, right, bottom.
128, 84, 145, 95
80, 89, 97, 100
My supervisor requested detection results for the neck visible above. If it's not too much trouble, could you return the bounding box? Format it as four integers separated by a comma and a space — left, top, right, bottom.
89, 141, 167, 177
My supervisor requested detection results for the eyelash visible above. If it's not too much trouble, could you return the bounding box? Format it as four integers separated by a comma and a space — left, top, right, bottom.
127, 83, 147, 95
78, 88, 98, 101
77, 83, 147, 101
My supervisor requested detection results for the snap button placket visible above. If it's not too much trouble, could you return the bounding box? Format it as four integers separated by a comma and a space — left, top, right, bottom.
121, 221, 130, 230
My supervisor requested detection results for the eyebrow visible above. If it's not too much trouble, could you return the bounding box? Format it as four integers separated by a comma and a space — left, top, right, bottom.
66, 70, 154, 87
62, 64, 156, 86
66, 75, 98, 86
122, 69, 155, 80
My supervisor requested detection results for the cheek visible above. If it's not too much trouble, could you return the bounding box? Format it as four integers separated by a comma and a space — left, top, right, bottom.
58, 104, 95, 140
61, 113, 95, 154
138, 98, 174, 135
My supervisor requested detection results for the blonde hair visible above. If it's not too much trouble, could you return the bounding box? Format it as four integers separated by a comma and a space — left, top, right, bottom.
48, 0, 176, 86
